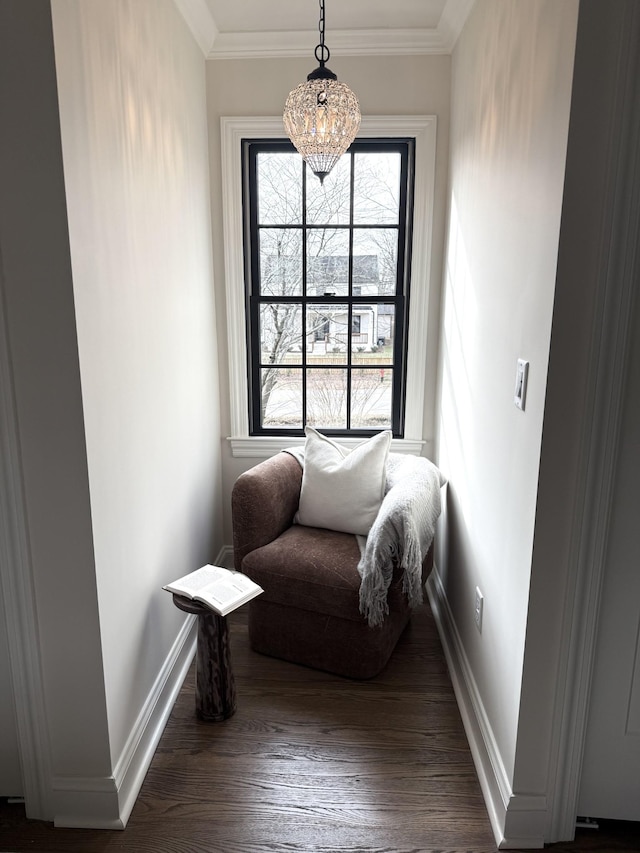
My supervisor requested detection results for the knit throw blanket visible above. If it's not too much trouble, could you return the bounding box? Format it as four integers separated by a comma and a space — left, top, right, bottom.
355, 453, 444, 626
283, 448, 445, 627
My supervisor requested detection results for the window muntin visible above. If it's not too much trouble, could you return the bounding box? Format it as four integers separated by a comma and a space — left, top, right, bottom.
245, 139, 414, 437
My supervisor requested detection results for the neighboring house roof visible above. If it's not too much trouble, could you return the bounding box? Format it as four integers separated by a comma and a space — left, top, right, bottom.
262, 254, 380, 286
308, 255, 379, 284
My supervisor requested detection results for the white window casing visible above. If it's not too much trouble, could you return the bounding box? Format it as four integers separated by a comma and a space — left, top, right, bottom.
220, 115, 437, 458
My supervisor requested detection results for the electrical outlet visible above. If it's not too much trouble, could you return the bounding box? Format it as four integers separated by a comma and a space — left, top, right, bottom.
475, 587, 484, 632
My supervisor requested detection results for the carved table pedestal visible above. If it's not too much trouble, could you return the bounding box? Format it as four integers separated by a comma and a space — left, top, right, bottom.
172, 595, 236, 721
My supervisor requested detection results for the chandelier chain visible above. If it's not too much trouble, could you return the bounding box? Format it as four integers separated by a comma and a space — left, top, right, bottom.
315, 0, 330, 65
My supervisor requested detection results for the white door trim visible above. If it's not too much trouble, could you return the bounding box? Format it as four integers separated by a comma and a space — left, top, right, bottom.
0, 255, 54, 820
548, 2, 640, 838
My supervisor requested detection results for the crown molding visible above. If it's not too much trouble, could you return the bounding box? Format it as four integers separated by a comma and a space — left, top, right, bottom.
173, 0, 476, 61
207, 27, 449, 60
437, 0, 476, 51
173, 0, 218, 56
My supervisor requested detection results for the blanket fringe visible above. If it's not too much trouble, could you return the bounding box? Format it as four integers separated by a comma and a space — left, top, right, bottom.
357, 454, 443, 627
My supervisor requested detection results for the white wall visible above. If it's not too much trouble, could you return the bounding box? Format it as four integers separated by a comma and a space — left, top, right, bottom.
206, 54, 451, 543
51, 0, 223, 770
0, 0, 112, 802
1, 0, 221, 827
434, 0, 578, 818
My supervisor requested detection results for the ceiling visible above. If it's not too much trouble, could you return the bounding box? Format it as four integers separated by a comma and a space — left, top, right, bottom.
207, 0, 448, 35
174, 0, 475, 59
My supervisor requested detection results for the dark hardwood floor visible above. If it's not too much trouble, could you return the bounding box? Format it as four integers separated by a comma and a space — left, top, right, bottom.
2, 602, 639, 852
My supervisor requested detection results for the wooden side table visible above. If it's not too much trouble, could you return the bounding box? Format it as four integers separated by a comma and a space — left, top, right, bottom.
172, 594, 236, 721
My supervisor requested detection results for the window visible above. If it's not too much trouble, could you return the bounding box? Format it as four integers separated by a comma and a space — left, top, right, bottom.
220, 116, 436, 456
244, 139, 414, 437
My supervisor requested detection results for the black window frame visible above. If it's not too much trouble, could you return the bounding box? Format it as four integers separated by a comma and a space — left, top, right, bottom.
242, 137, 415, 438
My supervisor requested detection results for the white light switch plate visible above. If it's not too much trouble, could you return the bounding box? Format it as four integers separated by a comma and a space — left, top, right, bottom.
475, 587, 483, 632
514, 359, 529, 410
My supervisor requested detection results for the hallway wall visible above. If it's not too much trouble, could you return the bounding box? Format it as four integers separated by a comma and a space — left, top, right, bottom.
51, 0, 224, 772
433, 0, 579, 844
0, 0, 223, 827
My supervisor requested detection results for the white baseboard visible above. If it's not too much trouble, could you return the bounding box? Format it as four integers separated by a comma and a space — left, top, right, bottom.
216, 544, 234, 569
52, 614, 197, 829
426, 568, 547, 850
49, 542, 268, 828
113, 613, 197, 828
51, 774, 122, 829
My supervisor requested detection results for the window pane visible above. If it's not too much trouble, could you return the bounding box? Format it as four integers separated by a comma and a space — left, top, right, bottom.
353, 151, 401, 225
257, 152, 302, 224
260, 367, 302, 428
246, 139, 413, 437
350, 369, 392, 429
259, 229, 302, 296
306, 368, 347, 429
306, 154, 351, 225
352, 229, 398, 296
260, 303, 303, 365
351, 308, 371, 355
307, 229, 350, 296
351, 304, 395, 365
306, 304, 348, 363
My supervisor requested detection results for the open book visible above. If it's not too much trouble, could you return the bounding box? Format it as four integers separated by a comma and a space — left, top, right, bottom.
163, 565, 263, 616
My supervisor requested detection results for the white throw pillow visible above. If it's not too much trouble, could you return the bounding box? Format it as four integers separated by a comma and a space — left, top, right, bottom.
296, 427, 392, 536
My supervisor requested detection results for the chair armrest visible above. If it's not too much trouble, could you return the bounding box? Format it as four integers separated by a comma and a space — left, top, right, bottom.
231, 452, 303, 570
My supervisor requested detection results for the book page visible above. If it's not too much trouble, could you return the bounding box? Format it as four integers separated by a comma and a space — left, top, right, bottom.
163, 565, 226, 598
198, 583, 238, 608
197, 573, 261, 612
164, 565, 263, 615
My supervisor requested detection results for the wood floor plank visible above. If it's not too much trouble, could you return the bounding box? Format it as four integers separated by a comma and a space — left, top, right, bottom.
2, 601, 639, 852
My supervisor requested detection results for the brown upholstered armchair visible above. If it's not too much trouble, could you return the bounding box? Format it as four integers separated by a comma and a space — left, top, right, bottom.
232, 452, 432, 679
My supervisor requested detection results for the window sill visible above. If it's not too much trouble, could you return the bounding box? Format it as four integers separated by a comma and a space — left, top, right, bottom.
227, 435, 425, 459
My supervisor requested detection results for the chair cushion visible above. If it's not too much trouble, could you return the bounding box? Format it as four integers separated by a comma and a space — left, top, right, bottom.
241, 524, 408, 623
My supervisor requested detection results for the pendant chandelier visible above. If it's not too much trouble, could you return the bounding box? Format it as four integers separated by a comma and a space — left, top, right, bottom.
283, 0, 361, 184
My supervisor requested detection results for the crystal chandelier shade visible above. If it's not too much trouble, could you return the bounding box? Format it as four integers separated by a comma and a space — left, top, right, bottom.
283, 1, 361, 184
